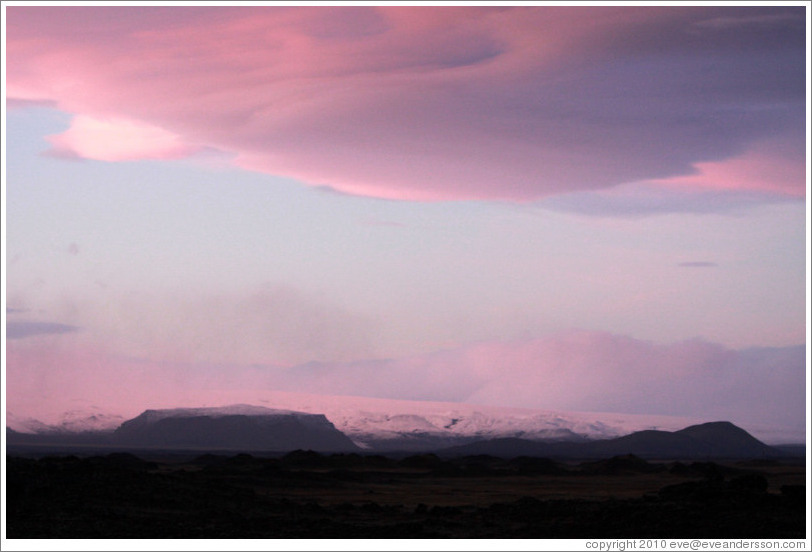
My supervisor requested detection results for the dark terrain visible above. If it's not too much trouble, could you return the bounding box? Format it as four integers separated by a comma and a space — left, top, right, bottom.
6, 449, 806, 538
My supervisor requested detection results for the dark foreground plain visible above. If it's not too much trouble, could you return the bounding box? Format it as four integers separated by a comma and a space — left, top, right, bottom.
6, 450, 806, 538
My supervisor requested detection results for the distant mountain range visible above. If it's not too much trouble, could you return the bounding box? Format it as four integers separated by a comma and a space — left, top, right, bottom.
10, 390, 804, 446
5, 403, 798, 459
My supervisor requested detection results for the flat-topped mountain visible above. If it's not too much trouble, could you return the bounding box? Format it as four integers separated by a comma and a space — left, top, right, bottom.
111, 404, 359, 452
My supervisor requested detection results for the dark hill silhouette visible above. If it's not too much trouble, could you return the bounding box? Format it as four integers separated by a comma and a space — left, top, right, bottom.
586, 428, 718, 458
674, 421, 777, 456
441, 421, 782, 459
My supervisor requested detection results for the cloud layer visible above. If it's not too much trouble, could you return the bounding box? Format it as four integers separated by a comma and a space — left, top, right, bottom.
6, 6, 805, 202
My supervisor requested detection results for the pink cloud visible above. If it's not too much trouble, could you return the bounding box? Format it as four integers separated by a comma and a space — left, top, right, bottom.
646, 136, 806, 197
5, 6, 804, 202
46, 115, 199, 161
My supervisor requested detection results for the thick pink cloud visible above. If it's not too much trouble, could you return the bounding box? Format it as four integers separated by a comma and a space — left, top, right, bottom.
647, 135, 806, 197
5, 6, 805, 201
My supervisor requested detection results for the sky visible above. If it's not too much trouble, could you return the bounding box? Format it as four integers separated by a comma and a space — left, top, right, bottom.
2, 3, 809, 440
